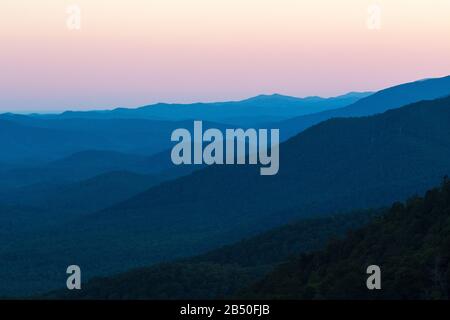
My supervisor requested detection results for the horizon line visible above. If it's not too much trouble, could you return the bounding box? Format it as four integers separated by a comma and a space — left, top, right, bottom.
2, 74, 449, 116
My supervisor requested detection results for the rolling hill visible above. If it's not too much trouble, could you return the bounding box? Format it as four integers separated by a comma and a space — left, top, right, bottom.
0, 119, 112, 164
0, 150, 151, 188
0, 117, 231, 163
0, 146, 199, 189
0, 171, 166, 218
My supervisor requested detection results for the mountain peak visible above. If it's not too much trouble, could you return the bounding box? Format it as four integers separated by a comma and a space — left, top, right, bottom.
243, 93, 303, 102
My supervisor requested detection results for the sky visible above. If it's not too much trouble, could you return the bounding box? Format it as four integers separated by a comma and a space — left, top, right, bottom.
1, 0, 449, 112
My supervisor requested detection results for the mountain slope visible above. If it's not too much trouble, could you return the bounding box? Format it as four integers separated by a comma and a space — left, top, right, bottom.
0, 150, 149, 188
44, 210, 378, 299
0, 117, 230, 163
0, 205, 49, 240
241, 179, 450, 299
0, 147, 195, 189
278, 75, 450, 139
0, 119, 112, 163
0, 171, 166, 218
2, 95, 450, 296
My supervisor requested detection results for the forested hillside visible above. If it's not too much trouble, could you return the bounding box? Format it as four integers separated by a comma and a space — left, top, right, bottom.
44, 211, 377, 299
242, 179, 450, 299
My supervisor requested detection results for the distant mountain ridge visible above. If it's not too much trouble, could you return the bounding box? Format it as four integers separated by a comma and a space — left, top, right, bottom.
25, 92, 371, 126
278, 75, 450, 139
1, 75, 448, 166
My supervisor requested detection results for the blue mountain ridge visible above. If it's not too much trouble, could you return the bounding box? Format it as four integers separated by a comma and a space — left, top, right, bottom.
2, 94, 450, 296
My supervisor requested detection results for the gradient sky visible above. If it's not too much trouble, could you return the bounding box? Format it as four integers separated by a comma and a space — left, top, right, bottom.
1, 0, 449, 112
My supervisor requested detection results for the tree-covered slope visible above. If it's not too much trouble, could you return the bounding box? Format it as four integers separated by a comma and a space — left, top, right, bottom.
278, 75, 450, 139
242, 179, 450, 299
44, 210, 377, 299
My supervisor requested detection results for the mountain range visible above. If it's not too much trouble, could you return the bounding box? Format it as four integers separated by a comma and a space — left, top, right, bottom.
0, 75, 449, 298
34, 92, 371, 126
2, 92, 450, 296
278, 75, 450, 139
0, 93, 369, 166
2, 77, 449, 167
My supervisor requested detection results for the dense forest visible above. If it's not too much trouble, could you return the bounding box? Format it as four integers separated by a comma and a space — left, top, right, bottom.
44, 210, 378, 299
242, 178, 450, 299
45, 177, 450, 299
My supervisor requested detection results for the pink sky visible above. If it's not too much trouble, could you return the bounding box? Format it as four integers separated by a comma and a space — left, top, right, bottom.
1, 0, 449, 112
